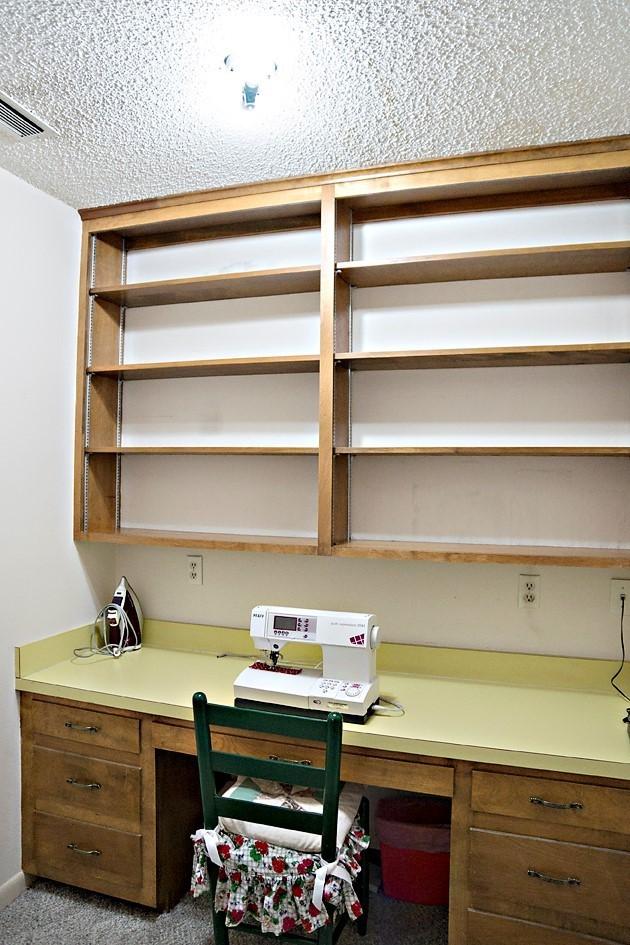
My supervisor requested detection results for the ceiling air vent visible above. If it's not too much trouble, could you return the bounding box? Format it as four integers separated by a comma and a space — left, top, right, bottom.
0, 91, 57, 143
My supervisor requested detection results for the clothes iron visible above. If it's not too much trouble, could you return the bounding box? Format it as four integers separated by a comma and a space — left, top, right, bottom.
102, 576, 143, 655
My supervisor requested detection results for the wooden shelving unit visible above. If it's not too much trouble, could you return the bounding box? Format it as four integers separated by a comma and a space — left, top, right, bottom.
75, 135, 630, 566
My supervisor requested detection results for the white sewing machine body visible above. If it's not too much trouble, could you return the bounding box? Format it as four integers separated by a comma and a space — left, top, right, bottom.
233, 605, 381, 724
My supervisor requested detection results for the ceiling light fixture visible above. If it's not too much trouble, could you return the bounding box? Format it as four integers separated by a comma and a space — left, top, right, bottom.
223, 52, 278, 109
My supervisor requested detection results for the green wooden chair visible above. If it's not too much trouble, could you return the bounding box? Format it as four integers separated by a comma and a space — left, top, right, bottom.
192, 692, 370, 944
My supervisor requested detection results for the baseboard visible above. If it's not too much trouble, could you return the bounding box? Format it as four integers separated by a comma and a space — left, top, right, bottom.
0, 871, 27, 910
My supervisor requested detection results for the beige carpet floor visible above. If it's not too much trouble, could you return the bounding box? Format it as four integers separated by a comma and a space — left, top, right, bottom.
0, 878, 448, 945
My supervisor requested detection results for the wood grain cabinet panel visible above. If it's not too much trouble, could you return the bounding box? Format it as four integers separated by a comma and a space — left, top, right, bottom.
32, 745, 141, 832
472, 771, 630, 834
33, 812, 142, 895
32, 700, 140, 753
469, 828, 630, 928
210, 732, 453, 795
468, 909, 621, 945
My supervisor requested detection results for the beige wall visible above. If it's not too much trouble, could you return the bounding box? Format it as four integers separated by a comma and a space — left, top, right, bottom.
114, 545, 629, 661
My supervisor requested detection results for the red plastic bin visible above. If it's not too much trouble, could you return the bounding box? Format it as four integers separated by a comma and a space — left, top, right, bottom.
376, 796, 451, 905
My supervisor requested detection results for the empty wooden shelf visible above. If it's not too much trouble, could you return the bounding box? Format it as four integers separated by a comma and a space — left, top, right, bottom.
86, 446, 319, 455
337, 241, 630, 288
89, 355, 320, 380
333, 539, 630, 568
335, 446, 630, 456
336, 343, 630, 371
83, 528, 318, 555
91, 264, 321, 308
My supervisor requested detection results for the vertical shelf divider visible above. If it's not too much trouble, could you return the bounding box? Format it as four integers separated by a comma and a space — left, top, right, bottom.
77, 233, 126, 535
318, 186, 351, 553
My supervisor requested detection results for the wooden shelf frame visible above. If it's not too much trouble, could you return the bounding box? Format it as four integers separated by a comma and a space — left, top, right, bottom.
74, 135, 630, 566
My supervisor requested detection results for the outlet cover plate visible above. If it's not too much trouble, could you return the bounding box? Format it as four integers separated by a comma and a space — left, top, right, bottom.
610, 579, 630, 614
518, 574, 540, 609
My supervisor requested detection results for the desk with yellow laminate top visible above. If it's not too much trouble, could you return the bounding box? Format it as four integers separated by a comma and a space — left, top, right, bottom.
15, 620, 630, 945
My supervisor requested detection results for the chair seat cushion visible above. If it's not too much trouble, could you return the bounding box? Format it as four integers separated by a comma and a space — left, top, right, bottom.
218, 777, 363, 852
191, 817, 369, 936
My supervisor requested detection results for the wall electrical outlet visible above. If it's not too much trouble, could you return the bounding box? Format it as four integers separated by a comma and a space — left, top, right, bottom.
518, 574, 540, 609
610, 579, 630, 614
187, 555, 203, 586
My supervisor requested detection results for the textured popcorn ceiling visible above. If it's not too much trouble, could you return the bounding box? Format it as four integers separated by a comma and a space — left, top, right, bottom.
0, 0, 628, 209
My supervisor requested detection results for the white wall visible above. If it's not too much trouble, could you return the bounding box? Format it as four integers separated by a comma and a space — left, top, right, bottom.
114, 545, 630, 661
0, 167, 113, 897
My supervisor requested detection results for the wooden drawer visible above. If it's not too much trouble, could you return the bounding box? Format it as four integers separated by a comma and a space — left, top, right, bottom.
212, 731, 453, 796
32, 701, 140, 754
33, 812, 142, 893
468, 909, 620, 945
472, 771, 630, 835
470, 828, 630, 928
33, 746, 141, 832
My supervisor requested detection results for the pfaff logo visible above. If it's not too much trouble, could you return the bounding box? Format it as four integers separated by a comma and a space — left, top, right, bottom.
349, 634, 365, 646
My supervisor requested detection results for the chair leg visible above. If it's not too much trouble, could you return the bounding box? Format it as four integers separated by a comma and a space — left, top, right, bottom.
211, 909, 229, 945
317, 921, 335, 944
355, 796, 370, 937
208, 866, 229, 945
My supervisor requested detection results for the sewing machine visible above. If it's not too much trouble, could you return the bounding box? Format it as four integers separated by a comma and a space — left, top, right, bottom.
233, 605, 381, 724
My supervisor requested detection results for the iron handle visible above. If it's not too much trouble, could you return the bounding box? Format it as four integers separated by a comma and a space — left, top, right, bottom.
66, 778, 102, 790
527, 868, 580, 887
529, 795, 583, 811
67, 843, 101, 856
268, 754, 312, 766
64, 722, 99, 733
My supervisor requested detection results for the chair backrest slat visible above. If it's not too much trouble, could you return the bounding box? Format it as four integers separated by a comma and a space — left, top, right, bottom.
215, 796, 324, 835
211, 751, 326, 789
192, 692, 343, 858
207, 702, 330, 742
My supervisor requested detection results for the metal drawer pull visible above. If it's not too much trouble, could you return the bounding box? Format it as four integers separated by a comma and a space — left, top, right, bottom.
64, 722, 99, 733
529, 795, 583, 811
66, 778, 102, 790
67, 843, 101, 856
268, 754, 312, 766
527, 868, 580, 887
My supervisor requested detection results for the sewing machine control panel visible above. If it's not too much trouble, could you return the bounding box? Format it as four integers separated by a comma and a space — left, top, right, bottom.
270, 613, 317, 642
314, 678, 367, 701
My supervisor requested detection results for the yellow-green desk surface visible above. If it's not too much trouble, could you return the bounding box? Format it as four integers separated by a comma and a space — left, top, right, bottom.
15, 620, 630, 781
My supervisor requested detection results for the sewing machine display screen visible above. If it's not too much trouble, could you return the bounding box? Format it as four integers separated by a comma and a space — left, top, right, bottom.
273, 615, 298, 631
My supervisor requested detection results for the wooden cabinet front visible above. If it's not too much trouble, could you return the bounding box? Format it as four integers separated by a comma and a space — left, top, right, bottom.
470, 828, 630, 928
472, 770, 630, 834
32, 745, 141, 832
32, 811, 143, 894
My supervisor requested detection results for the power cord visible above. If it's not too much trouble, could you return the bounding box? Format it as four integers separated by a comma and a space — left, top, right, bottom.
73, 603, 141, 660
611, 593, 629, 699
372, 695, 405, 717
610, 593, 630, 708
